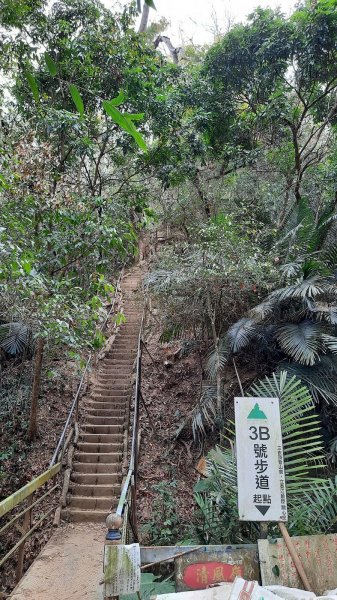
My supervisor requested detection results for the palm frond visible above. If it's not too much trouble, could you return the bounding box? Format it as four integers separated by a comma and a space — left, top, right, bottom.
323, 244, 337, 270
275, 276, 325, 302
207, 445, 238, 496
206, 337, 229, 379
227, 318, 258, 353
251, 372, 325, 494
279, 261, 304, 280
249, 298, 277, 321
305, 299, 337, 325
175, 384, 219, 442
321, 334, 337, 354
191, 384, 218, 442
144, 269, 182, 292
0, 322, 30, 355
303, 477, 337, 534
276, 321, 322, 365
280, 356, 337, 406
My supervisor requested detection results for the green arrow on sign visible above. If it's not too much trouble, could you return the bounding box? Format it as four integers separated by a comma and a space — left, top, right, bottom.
248, 403, 267, 419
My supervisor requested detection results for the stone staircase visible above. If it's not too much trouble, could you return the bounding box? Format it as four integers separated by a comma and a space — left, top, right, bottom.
63, 267, 143, 522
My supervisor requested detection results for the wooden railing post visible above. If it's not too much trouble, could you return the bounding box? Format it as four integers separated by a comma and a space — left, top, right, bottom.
15, 493, 34, 583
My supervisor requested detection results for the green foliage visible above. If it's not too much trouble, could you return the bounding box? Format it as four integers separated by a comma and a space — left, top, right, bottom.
44, 53, 58, 77
69, 84, 84, 116
141, 481, 181, 545
103, 100, 147, 152
25, 71, 39, 103
121, 573, 175, 600
147, 219, 277, 344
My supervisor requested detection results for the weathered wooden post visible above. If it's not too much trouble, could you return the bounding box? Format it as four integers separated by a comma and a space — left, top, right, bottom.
104, 512, 123, 600
15, 494, 34, 582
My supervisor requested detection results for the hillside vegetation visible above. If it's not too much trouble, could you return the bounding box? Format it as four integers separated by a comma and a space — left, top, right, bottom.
1, 0, 337, 544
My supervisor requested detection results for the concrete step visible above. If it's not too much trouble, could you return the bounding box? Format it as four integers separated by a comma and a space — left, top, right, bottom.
84, 403, 127, 413
80, 434, 124, 445
102, 360, 134, 367
91, 392, 129, 400
83, 422, 124, 431
91, 390, 128, 402
106, 351, 136, 358
77, 442, 123, 453
83, 416, 125, 425
93, 388, 130, 396
71, 472, 121, 485
73, 452, 121, 464
109, 334, 138, 339
73, 463, 122, 475
81, 418, 127, 426
63, 508, 110, 522
99, 365, 132, 371
97, 378, 131, 386
69, 484, 118, 497
83, 414, 126, 424
69, 496, 114, 510
94, 383, 130, 391
112, 343, 137, 349
98, 375, 131, 382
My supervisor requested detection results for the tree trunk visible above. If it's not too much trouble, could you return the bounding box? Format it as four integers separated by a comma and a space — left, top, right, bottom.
206, 291, 223, 416
28, 337, 44, 442
154, 36, 180, 65
194, 172, 211, 218
138, 2, 150, 32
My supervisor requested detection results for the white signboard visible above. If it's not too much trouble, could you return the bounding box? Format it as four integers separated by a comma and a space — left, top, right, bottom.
104, 543, 141, 596
235, 397, 287, 522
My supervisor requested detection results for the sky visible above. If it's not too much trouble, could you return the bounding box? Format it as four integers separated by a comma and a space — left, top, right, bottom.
105, 0, 297, 45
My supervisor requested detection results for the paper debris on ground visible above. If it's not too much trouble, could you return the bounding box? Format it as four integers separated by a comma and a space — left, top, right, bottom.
154, 579, 337, 599
266, 586, 316, 600
229, 577, 283, 599
153, 583, 232, 599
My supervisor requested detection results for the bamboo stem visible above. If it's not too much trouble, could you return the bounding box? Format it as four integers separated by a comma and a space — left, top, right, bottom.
278, 522, 312, 592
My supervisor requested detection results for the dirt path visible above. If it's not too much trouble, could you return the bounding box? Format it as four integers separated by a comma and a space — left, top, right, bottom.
9, 524, 105, 600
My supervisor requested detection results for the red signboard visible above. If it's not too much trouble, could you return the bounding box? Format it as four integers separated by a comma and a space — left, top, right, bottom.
182, 561, 244, 589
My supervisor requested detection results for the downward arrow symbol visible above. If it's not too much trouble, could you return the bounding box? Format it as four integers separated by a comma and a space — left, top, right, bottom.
255, 505, 270, 516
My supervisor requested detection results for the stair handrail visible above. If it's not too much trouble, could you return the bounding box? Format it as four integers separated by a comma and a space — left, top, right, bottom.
49, 267, 125, 468
114, 305, 145, 542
